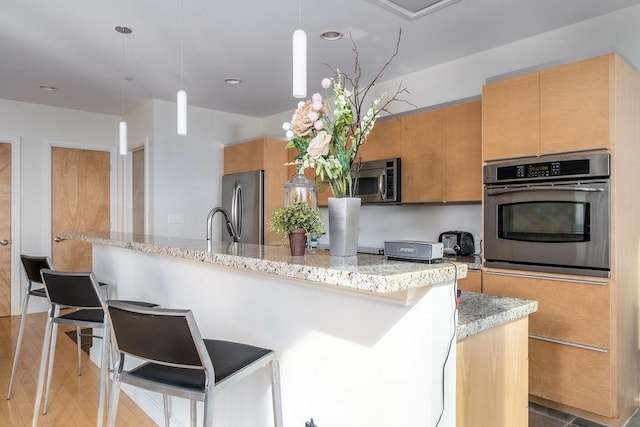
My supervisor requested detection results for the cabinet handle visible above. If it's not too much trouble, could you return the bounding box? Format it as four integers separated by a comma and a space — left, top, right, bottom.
53, 236, 66, 243
0, 239, 9, 246
529, 334, 610, 353
484, 270, 608, 286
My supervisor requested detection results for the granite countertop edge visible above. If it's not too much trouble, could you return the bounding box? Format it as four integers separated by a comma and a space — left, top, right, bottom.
457, 291, 538, 340
66, 232, 468, 295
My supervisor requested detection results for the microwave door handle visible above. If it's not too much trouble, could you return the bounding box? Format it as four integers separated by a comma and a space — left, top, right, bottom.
486, 186, 604, 196
379, 170, 387, 199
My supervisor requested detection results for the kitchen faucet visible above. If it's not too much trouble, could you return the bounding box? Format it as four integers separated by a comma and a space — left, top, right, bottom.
207, 207, 239, 243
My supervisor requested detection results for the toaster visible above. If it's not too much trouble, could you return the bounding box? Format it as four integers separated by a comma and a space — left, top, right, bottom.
438, 231, 475, 256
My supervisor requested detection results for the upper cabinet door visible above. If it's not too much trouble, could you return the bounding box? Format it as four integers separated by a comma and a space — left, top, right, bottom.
540, 54, 612, 154
445, 100, 482, 202
482, 72, 540, 161
402, 108, 447, 203
358, 117, 403, 162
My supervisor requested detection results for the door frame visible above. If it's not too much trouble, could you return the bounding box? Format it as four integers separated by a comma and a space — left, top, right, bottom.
123, 136, 152, 234
44, 140, 118, 253
1, 135, 22, 315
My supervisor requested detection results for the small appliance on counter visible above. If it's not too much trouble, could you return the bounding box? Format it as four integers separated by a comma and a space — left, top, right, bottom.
384, 240, 444, 262
438, 231, 475, 256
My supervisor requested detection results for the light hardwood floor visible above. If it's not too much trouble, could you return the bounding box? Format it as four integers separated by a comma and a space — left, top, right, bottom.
0, 311, 157, 426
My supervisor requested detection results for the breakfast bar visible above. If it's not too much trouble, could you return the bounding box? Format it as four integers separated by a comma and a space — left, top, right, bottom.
67, 231, 463, 426
66, 231, 536, 427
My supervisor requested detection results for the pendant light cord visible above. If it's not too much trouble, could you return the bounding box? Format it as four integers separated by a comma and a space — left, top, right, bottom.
121, 34, 125, 117
298, 0, 302, 30
180, 0, 184, 89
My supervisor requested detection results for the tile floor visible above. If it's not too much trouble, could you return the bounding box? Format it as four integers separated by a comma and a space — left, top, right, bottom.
529, 402, 640, 427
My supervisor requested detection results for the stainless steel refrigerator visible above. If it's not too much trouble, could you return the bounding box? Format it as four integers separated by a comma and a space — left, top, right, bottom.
221, 170, 264, 245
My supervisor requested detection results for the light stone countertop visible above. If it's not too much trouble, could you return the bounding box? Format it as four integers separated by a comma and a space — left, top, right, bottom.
457, 291, 538, 340
66, 232, 467, 298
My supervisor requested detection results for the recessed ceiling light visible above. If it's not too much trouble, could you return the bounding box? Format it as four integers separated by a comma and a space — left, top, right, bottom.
115, 26, 133, 34
320, 30, 343, 41
38, 85, 57, 91
224, 77, 242, 85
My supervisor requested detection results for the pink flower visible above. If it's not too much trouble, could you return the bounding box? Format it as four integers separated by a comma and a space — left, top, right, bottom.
312, 101, 323, 111
321, 78, 331, 89
312, 93, 322, 103
308, 111, 319, 122
314, 120, 324, 130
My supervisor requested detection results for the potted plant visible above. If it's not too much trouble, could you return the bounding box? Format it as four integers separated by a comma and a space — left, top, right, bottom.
268, 199, 324, 256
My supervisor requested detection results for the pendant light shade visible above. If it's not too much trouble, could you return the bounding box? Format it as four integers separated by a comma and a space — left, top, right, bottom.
177, 89, 187, 136
119, 120, 128, 156
292, 29, 307, 98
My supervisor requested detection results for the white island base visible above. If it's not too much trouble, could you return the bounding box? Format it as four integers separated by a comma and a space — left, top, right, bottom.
86, 239, 459, 427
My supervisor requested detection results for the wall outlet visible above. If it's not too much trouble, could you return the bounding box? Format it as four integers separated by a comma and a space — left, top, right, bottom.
168, 213, 185, 224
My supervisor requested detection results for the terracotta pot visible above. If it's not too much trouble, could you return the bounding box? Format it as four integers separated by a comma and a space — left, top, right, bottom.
288, 228, 307, 256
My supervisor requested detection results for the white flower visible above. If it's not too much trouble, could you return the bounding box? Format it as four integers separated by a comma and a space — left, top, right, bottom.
285, 130, 294, 140
282, 122, 291, 131
307, 131, 331, 157
321, 78, 331, 89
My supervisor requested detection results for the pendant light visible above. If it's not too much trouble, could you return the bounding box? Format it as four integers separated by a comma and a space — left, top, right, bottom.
115, 26, 132, 156
292, 0, 306, 98
177, 0, 187, 135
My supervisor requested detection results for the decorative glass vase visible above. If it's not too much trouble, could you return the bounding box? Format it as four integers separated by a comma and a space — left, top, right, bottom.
328, 197, 361, 257
284, 165, 317, 208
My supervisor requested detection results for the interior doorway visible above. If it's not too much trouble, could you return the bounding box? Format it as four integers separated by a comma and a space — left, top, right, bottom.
0, 142, 12, 316
51, 146, 111, 271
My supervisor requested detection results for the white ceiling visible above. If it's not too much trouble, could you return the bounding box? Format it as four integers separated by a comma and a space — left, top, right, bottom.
1, 0, 639, 118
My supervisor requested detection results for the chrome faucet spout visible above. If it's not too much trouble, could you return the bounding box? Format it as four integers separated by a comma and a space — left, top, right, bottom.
207, 207, 239, 243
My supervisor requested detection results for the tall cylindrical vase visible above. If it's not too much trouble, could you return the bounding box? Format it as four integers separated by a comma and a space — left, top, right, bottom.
328, 197, 361, 257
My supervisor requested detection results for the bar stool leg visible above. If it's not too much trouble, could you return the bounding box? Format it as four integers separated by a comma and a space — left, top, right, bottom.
42, 321, 60, 414
7, 285, 32, 400
77, 326, 83, 375
190, 400, 197, 427
106, 368, 121, 427
32, 314, 55, 427
96, 323, 110, 427
163, 394, 170, 426
271, 359, 283, 427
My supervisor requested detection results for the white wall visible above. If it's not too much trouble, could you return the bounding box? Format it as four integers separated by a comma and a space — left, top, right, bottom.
0, 99, 120, 313
263, 3, 640, 248
149, 100, 263, 239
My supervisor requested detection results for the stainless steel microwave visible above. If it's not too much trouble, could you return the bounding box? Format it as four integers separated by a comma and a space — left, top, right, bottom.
352, 158, 401, 204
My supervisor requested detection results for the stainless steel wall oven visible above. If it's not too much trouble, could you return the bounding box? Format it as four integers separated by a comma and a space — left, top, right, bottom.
483, 153, 610, 277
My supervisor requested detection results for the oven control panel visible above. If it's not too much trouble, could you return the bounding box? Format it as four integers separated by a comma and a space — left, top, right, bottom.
483, 153, 610, 184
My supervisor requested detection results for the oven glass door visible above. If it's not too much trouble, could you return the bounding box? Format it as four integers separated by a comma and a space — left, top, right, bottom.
484, 180, 610, 276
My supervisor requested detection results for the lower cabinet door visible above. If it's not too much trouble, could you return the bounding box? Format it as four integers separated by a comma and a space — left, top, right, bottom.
529, 337, 613, 417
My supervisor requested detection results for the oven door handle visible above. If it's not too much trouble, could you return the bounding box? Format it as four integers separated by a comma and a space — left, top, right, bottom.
486, 186, 604, 196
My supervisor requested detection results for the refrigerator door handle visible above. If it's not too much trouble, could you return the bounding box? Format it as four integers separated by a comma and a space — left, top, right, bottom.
232, 182, 243, 239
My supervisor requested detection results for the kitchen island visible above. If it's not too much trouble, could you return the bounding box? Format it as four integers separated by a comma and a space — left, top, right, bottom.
66, 231, 532, 427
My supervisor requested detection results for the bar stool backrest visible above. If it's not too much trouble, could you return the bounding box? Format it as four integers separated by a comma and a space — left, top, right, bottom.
40, 269, 103, 309
21, 255, 52, 284
106, 301, 211, 371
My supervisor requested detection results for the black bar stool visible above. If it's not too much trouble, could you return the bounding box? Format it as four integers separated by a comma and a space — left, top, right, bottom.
104, 300, 283, 427
33, 269, 158, 427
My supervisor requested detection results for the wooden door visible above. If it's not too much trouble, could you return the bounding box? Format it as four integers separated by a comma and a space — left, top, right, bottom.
402, 108, 447, 202
445, 100, 482, 202
482, 72, 540, 161
132, 147, 145, 235
0, 143, 11, 316
540, 53, 612, 154
51, 147, 110, 271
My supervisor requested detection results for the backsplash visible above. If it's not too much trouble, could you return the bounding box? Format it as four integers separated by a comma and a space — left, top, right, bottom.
316, 203, 482, 255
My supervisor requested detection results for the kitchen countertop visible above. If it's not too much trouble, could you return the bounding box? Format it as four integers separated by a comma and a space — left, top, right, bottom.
457, 291, 538, 340
66, 232, 467, 299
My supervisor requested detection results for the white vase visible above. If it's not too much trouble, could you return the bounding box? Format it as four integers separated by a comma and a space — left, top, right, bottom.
328, 197, 361, 257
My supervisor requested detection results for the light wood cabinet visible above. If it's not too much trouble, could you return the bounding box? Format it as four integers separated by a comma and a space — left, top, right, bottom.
457, 317, 529, 426
402, 99, 482, 203
357, 116, 403, 162
483, 271, 614, 417
457, 269, 481, 293
482, 54, 613, 161
224, 138, 288, 245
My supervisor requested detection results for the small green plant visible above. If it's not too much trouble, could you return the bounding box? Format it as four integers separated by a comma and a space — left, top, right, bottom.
268, 199, 325, 242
